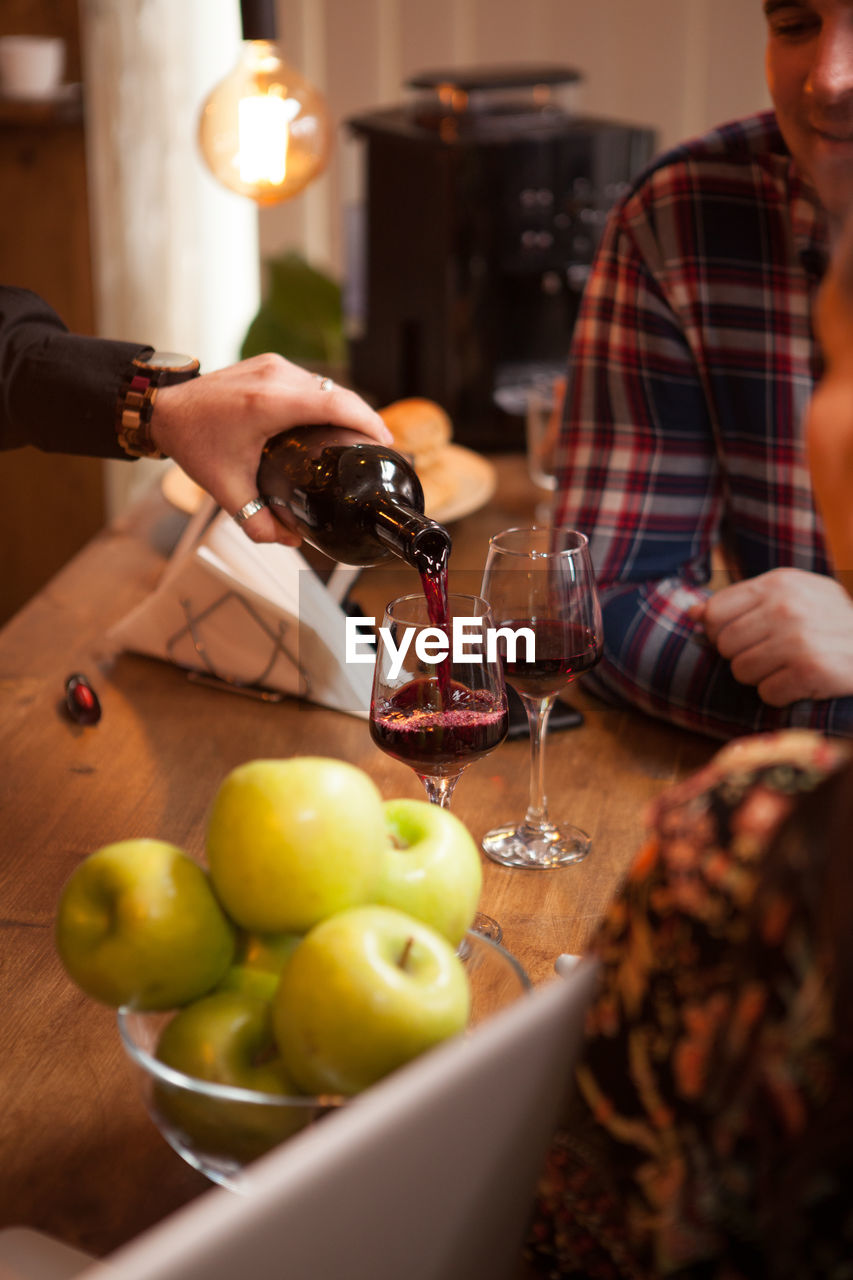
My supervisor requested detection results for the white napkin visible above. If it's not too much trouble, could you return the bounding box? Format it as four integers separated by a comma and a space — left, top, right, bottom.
107, 500, 374, 718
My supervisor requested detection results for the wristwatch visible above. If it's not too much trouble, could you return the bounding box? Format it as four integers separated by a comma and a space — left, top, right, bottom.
116, 350, 201, 459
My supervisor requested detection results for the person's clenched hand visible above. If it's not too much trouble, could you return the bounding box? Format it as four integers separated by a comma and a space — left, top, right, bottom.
151, 354, 391, 546
690, 568, 853, 705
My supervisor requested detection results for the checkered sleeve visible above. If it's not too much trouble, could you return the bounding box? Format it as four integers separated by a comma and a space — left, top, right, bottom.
554, 198, 853, 739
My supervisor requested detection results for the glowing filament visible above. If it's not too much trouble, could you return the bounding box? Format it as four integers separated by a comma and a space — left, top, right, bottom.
238, 93, 289, 186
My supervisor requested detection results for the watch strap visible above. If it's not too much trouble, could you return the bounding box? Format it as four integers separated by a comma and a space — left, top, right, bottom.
116, 351, 201, 459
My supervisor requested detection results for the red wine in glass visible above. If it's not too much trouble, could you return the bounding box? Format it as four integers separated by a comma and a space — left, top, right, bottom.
498, 618, 602, 699
480, 527, 603, 869
369, 592, 508, 942
370, 678, 508, 775
369, 595, 507, 795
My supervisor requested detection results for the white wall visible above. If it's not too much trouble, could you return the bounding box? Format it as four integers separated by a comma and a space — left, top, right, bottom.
259, 0, 771, 278
80, 0, 262, 515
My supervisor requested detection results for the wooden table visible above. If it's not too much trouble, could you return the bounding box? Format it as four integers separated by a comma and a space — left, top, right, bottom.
0, 457, 715, 1257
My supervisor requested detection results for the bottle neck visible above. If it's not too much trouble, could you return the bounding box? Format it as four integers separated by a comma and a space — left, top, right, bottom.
372, 500, 452, 576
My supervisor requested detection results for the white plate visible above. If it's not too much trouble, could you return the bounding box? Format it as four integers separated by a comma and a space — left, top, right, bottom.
160, 443, 497, 527
424, 444, 497, 524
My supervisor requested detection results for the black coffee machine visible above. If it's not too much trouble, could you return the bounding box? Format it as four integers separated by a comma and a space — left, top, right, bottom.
346, 66, 657, 451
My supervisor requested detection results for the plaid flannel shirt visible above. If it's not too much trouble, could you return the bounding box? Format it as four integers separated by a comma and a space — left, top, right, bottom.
553, 110, 853, 740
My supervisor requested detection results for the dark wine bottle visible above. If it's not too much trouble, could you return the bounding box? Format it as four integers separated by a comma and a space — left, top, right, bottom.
257, 424, 452, 572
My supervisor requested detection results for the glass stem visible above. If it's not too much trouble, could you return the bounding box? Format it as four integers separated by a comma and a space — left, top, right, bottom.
522, 694, 555, 829
418, 773, 461, 808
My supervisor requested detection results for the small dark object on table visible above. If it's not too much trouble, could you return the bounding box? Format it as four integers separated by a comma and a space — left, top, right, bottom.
64, 672, 101, 726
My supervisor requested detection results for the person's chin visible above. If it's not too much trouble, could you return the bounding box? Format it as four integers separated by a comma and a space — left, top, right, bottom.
804, 133, 853, 220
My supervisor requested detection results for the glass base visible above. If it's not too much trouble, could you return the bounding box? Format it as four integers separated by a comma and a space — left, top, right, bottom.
482, 821, 591, 869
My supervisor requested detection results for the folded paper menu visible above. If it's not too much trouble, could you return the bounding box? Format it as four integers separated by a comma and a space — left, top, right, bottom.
107, 499, 373, 718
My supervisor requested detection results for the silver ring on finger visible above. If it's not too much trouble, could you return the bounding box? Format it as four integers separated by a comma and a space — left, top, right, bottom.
233, 496, 267, 525
315, 374, 334, 392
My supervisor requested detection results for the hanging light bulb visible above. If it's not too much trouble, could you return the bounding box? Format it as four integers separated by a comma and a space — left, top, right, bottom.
198, 0, 331, 205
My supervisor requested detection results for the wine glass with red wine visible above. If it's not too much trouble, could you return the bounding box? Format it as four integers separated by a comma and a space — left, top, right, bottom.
480, 527, 603, 868
369, 592, 508, 941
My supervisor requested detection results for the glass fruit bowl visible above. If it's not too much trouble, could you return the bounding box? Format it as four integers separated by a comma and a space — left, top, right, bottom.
117, 929, 530, 1191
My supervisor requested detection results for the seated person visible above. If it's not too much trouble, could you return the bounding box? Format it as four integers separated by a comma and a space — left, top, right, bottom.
526, 726, 852, 1279
553, 0, 853, 740
525, 203, 853, 1277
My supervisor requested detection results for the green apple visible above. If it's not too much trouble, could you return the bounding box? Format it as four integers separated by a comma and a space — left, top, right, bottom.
153, 991, 310, 1161
377, 799, 483, 946
238, 929, 303, 973
56, 839, 235, 1009
215, 965, 281, 1004
156, 990, 298, 1093
273, 905, 470, 1095
216, 930, 303, 1002
205, 757, 389, 933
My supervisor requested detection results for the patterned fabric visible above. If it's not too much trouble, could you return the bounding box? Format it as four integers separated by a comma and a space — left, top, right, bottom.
552, 111, 853, 739
525, 729, 853, 1279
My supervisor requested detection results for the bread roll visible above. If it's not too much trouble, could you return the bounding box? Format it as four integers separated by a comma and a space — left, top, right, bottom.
379, 398, 453, 470
379, 397, 456, 514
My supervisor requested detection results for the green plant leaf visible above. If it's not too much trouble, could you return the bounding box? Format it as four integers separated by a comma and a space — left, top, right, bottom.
240, 251, 344, 366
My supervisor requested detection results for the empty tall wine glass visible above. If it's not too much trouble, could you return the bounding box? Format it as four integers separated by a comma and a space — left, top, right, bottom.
369, 593, 508, 939
480, 527, 603, 868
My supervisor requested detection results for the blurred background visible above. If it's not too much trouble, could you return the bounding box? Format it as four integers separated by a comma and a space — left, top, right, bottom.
0, 0, 769, 625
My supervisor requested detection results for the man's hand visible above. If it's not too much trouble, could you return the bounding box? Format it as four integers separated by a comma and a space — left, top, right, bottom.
149, 354, 392, 546
690, 568, 853, 705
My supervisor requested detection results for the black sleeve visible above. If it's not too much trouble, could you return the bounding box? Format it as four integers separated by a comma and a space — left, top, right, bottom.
0, 287, 153, 459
